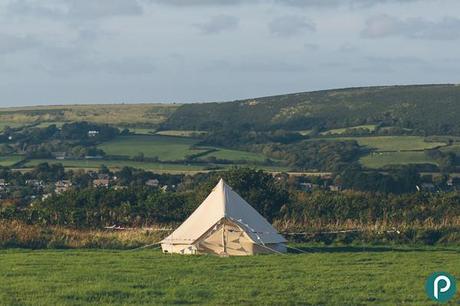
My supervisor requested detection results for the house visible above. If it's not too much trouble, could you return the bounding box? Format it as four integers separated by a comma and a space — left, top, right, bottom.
0, 179, 7, 187
55, 180, 72, 194
53, 152, 67, 160
145, 179, 160, 187
88, 130, 99, 137
93, 179, 110, 188
97, 173, 110, 180
0, 179, 8, 191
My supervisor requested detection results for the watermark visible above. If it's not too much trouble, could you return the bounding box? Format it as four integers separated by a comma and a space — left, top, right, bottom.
425, 272, 457, 303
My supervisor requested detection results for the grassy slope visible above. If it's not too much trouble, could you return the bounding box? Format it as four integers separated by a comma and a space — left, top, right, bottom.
0, 104, 179, 126
0, 246, 458, 305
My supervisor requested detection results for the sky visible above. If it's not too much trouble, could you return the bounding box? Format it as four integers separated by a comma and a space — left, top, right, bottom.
0, 0, 460, 106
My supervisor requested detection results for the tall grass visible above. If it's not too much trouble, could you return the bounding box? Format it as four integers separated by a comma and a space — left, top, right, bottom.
0, 221, 167, 249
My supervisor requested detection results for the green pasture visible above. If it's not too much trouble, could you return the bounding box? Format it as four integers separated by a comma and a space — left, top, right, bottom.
0, 155, 24, 167
0, 121, 25, 132
325, 136, 446, 152
98, 135, 204, 161
360, 152, 437, 169
0, 246, 458, 305
98, 135, 271, 163
200, 148, 268, 162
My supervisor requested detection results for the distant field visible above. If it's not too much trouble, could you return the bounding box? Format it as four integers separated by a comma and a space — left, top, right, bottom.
0, 246, 458, 305
98, 135, 271, 163
320, 124, 377, 135
0, 155, 24, 167
200, 148, 268, 162
23, 159, 207, 172
325, 136, 446, 152
155, 130, 207, 137
98, 135, 205, 161
0, 104, 179, 126
360, 152, 437, 169
23, 159, 288, 173
0, 122, 25, 132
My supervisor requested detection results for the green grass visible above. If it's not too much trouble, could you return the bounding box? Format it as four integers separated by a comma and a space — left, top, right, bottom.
98, 135, 271, 163
360, 152, 437, 169
324, 136, 446, 152
0, 246, 458, 305
0, 121, 25, 132
200, 148, 268, 162
98, 135, 206, 161
0, 155, 24, 167
320, 124, 377, 135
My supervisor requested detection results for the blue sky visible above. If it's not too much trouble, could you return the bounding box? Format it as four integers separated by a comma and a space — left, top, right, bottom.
1, 0, 459, 106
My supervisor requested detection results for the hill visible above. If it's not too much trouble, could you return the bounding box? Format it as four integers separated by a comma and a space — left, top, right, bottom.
162, 84, 460, 135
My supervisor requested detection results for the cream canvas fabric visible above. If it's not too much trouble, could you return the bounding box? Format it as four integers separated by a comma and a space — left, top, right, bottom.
161, 179, 286, 255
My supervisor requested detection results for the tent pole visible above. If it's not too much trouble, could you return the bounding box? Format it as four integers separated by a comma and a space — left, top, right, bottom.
222, 221, 227, 255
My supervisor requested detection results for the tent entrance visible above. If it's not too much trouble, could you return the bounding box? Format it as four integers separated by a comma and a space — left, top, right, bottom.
196, 219, 255, 256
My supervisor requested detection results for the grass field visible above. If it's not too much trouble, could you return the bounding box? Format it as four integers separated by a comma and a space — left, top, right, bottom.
0, 121, 25, 132
200, 148, 268, 162
0, 155, 24, 167
325, 136, 446, 152
360, 152, 437, 169
0, 246, 458, 305
98, 135, 270, 163
98, 135, 205, 161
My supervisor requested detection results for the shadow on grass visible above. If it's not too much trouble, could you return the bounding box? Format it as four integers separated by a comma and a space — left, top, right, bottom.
287, 245, 460, 254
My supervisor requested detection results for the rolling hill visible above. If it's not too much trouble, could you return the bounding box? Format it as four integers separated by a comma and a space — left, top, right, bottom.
162, 84, 460, 135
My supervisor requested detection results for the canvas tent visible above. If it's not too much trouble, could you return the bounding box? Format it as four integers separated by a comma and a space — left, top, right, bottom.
161, 179, 287, 256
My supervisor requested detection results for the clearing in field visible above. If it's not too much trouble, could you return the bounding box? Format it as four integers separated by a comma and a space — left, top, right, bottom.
360, 151, 437, 169
0, 246, 457, 305
199, 147, 268, 162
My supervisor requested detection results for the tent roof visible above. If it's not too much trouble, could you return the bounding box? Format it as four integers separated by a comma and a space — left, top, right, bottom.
161, 179, 286, 245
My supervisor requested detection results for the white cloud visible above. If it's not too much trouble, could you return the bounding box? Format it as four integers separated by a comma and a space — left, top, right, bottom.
269, 16, 315, 37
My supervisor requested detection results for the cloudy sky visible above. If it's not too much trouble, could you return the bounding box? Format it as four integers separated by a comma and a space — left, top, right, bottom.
1, 0, 459, 106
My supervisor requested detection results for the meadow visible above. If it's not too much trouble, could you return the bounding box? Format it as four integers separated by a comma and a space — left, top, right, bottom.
360, 151, 437, 169
0, 246, 458, 305
0, 155, 24, 167
97, 135, 269, 163
325, 136, 446, 152
98, 135, 205, 161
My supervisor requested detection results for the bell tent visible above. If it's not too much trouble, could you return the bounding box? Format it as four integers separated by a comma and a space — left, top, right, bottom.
161, 179, 287, 256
